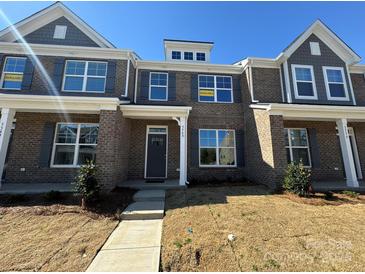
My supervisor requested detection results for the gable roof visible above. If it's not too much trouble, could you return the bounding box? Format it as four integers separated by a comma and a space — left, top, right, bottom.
279, 19, 361, 64
0, 1, 115, 48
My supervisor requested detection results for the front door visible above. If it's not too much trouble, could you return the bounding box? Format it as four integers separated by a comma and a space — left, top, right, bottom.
145, 126, 167, 179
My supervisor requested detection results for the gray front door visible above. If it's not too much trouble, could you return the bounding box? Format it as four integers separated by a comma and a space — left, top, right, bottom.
146, 133, 167, 178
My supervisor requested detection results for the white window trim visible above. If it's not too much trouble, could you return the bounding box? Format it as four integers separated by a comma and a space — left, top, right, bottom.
198, 74, 234, 103
291, 64, 318, 100
285, 128, 312, 168
144, 125, 168, 179
196, 52, 206, 62
171, 51, 181, 60
51, 122, 99, 168
199, 129, 237, 168
322, 66, 350, 101
62, 60, 108, 93
149, 72, 168, 101
0, 56, 27, 90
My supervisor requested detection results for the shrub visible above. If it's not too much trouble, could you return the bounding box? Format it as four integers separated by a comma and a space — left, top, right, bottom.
283, 162, 311, 196
73, 161, 100, 208
342, 190, 359, 198
43, 190, 63, 202
324, 191, 334, 200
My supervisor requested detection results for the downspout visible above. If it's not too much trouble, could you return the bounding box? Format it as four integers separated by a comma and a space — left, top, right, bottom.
248, 59, 259, 103
133, 66, 139, 104
124, 55, 130, 97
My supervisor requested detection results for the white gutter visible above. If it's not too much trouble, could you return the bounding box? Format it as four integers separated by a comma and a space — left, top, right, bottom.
124, 57, 130, 97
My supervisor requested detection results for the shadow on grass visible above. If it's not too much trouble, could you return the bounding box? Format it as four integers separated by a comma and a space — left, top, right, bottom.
0, 187, 137, 218
165, 182, 273, 210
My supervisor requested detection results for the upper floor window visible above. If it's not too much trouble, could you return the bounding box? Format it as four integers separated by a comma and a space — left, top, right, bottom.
0, 57, 26, 90
62, 60, 107, 93
323, 66, 349, 101
285, 128, 311, 167
196, 52, 206, 61
199, 75, 233, 103
184, 52, 193, 60
291, 64, 317, 100
199, 129, 236, 167
53, 25, 67, 39
51, 123, 99, 167
149, 72, 168, 101
172, 51, 181, 60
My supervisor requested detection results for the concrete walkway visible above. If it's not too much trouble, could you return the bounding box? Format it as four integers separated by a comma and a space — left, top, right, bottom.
87, 190, 165, 272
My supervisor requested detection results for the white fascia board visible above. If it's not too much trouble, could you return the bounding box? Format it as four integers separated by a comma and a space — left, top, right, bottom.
164, 41, 213, 52
0, 2, 115, 48
250, 103, 365, 120
235, 58, 279, 69
0, 42, 134, 60
279, 20, 361, 65
136, 60, 242, 74
349, 64, 365, 74
121, 105, 192, 119
0, 94, 120, 113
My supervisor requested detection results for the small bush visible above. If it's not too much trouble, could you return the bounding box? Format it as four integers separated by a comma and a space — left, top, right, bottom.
283, 162, 311, 196
342, 190, 359, 198
43, 190, 63, 202
7, 194, 27, 203
324, 191, 334, 200
73, 161, 100, 208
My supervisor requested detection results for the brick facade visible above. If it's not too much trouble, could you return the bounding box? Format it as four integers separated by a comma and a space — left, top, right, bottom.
252, 67, 283, 103
128, 119, 180, 180
5, 112, 99, 184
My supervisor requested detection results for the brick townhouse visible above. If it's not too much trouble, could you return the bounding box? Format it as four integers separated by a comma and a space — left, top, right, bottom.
1, 2, 365, 192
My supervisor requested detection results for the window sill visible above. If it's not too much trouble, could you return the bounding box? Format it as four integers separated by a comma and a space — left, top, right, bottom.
61, 90, 106, 94
199, 165, 238, 168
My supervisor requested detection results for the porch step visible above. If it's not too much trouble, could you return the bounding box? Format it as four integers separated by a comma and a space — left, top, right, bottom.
133, 190, 165, 202
121, 201, 165, 220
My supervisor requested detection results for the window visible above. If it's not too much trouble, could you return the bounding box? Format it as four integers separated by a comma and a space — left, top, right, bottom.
62, 60, 107, 92
52, 123, 99, 167
199, 129, 236, 167
184, 52, 193, 60
149, 72, 168, 101
291, 64, 317, 99
0, 57, 26, 90
172, 51, 181, 60
323, 66, 349, 100
196, 52, 206, 61
310, 42, 321, 56
199, 75, 233, 103
285, 128, 311, 167
53, 25, 67, 39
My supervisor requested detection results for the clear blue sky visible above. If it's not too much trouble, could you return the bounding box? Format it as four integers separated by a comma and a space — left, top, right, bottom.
1, 1, 365, 64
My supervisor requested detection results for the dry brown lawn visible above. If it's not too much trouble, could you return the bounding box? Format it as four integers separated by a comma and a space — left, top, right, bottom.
0, 188, 134, 272
161, 185, 365, 272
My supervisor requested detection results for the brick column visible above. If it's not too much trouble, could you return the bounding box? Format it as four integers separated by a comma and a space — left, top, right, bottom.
96, 109, 131, 191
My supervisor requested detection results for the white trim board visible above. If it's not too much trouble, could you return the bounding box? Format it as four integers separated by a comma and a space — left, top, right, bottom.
0, 2, 115, 48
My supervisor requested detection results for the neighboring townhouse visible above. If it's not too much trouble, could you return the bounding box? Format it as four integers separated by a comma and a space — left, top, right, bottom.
0, 2, 365, 192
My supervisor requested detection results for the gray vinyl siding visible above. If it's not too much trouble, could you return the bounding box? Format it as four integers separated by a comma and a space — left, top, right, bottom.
287, 34, 354, 105
19, 17, 100, 47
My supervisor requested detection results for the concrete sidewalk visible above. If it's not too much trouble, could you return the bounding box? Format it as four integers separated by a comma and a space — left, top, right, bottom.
86, 190, 165, 272
87, 219, 163, 272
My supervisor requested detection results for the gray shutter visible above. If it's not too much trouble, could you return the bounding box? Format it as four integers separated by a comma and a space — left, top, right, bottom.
39, 122, 56, 168
140, 71, 149, 100
53, 58, 65, 91
235, 130, 244, 167
168, 72, 176, 101
21, 57, 35, 91
308, 128, 320, 168
233, 76, 242, 103
191, 129, 199, 167
191, 74, 198, 101
105, 61, 116, 93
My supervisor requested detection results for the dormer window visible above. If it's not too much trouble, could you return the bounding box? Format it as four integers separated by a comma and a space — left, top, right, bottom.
172, 51, 181, 60
196, 52, 206, 61
184, 52, 193, 60
53, 25, 67, 39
